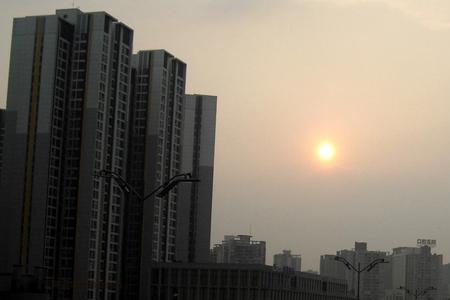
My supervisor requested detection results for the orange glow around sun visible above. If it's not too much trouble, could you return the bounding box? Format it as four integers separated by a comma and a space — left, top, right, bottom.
317, 142, 336, 162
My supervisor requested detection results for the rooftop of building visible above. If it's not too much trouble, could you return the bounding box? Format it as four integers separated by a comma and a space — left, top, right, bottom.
217, 234, 265, 245
14, 8, 133, 32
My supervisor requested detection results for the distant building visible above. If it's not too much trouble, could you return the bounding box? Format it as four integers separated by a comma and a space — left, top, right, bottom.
339, 242, 388, 300
212, 235, 266, 265
321, 242, 388, 300
0, 109, 4, 185
147, 262, 355, 300
388, 246, 442, 300
274, 250, 302, 271
320, 254, 346, 279
176, 94, 217, 263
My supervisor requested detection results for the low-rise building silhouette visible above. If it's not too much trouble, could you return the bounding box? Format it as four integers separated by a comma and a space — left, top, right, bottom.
147, 262, 355, 300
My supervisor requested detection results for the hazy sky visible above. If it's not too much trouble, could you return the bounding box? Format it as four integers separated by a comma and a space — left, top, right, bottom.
1, 0, 450, 270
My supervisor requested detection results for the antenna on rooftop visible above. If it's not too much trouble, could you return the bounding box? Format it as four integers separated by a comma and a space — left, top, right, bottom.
71, 0, 80, 9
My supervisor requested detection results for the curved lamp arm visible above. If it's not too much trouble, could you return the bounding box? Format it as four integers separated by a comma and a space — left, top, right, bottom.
363, 258, 388, 272
94, 170, 199, 201
334, 256, 358, 272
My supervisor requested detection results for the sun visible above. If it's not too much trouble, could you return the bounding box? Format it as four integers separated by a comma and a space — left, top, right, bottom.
317, 142, 336, 162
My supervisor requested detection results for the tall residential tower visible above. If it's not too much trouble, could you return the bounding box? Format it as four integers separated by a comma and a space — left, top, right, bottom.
0, 8, 218, 300
123, 50, 188, 299
176, 94, 217, 263
0, 9, 133, 300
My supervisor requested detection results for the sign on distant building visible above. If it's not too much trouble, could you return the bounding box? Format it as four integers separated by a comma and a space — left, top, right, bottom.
417, 239, 437, 248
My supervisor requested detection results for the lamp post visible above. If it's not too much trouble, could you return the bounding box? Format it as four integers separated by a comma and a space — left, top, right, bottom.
334, 256, 388, 300
95, 170, 198, 297
399, 286, 437, 300
95, 169, 199, 200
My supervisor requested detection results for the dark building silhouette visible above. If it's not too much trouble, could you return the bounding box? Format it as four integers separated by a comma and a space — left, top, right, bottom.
0, 108, 4, 185
0, 265, 48, 299
147, 262, 354, 300
442, 263, 450, 299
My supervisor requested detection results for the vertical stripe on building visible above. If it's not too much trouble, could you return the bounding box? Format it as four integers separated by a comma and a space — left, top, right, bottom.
21, 17, 45, 268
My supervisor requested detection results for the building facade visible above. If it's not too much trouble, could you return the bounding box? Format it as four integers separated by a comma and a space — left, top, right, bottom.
176, 94, 217, 264
274, 250, 302, 272
0, 109, 4, 185
320, 255, 346, 280
147, 263, 355, 300
441, 263, 450, 299
123, 49, 189, 299
321, 242, 389, 300
0, 7, 219, 300
212, 235, 266, 265
0, 9, 133, 300
389, 246, 442, 300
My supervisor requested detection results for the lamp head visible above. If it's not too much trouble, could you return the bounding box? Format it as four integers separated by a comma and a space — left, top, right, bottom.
155, 176, 200, 197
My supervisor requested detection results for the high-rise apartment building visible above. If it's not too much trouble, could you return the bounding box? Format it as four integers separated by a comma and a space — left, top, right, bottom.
0, 109, 5, 185
0, 8, 218, 300
321, 242, 388, 300
389, 246, 442, 300
0, 9, 133, 300
212, 235, 266, 265
123, 50, 188, 299
274, 250, 302, 271
176, 94, 217, 263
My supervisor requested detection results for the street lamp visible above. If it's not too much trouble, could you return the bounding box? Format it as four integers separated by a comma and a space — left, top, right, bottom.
95, 169, 199, 200
399, 286, 437, 300
334, 256, 388, 300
